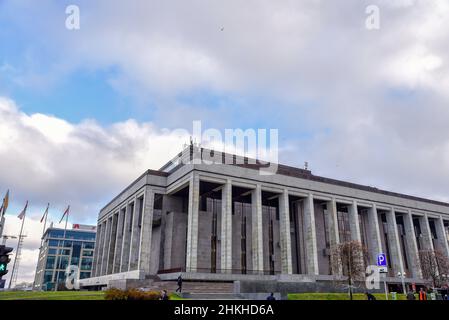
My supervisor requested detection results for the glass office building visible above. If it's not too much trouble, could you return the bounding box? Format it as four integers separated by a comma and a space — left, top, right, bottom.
33, 225, 96, 291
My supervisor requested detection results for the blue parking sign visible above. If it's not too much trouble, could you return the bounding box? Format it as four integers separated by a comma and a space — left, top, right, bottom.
377, 253, 387, 267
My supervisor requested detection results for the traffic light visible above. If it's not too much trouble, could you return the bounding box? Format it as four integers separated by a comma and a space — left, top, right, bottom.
0, 245, 13, 278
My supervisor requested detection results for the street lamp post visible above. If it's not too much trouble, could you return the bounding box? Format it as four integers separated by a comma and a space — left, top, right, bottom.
398, 272, 407, 294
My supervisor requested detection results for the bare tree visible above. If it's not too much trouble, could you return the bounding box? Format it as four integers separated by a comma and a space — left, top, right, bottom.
330, 241, 368, 300
419, 249, 449, 288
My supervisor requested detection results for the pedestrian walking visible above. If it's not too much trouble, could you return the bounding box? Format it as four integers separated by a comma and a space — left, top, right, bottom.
406, 290, 416, 300
419, 288, 427, 301
266, 292, 276, 301
176, 274, 183, 293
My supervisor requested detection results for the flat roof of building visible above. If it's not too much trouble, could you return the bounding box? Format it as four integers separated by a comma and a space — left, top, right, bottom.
43, 226, 97, 239
102, 146, 449, 211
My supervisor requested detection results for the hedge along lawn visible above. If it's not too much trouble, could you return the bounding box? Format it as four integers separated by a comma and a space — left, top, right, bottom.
287, 293, 409, 300
0, 291, 105, 300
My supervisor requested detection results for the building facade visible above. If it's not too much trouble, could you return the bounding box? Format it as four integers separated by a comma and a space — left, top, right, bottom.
34, 225, 96, 291
82, 146, 449, 291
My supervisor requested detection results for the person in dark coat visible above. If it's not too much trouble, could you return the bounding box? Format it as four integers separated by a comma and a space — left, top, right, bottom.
406, 290, 416, 300
266, 292, 276, 301
365, 292, 376, 300
176, 274, 183, 293
161, 290, 169, 300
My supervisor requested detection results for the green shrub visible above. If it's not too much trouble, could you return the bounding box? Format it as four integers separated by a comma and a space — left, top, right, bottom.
126, 289, 161, 300
104, 288, 162, 300
104, 288, 128, 300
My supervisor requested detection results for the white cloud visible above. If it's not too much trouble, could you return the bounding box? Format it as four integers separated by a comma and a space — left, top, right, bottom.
0, 96, 193, 284
0, 98, 191, 215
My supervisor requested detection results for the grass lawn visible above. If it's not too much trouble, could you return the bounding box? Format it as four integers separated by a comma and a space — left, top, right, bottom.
288, 293, 409, 300
169, 293, 187, 300
0, 291, 187, 300
0, 291, 105, 300
0, 291, 409, 301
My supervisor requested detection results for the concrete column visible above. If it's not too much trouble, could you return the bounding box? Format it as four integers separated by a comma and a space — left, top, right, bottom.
420, 214, 435, 251
95, 221, 104, 276
348, 200, 362, 242
327, 198, 340, 246
186, 173, 200, 272
366, 204, 382, 264
279, 189, 292, 274
138, 187, 155, 274
120, 204, 132, 272
403, 210, 422, 278
92, 222, 103, 277
113, 209, 125, 273
98, 221, 107, 276
385, 208, 405, 278
101, 218, 111, 276
303, 193, 319, 275
220, 179, 232, 273
436, 216, 449, 259
106, 214, 118, 274
129, 197, 141, 270
327, 198, 341, 275
251, 184, 264, 274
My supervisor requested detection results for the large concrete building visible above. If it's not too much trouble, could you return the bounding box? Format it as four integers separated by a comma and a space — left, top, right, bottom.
81, 146, 449, 292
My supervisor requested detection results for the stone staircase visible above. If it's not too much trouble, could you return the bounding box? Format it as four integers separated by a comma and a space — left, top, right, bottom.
181, 293, 245, 300
113, 277, 244, 300
145, 280, 235, 294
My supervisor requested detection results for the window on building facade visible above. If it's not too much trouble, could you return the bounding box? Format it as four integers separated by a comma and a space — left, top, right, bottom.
138, 197, 144, 228
209, 198, 218, 274
81, 257, 93, 270
268, 209, 275, 275
82, 250, 93, 257
59, 249, 71, 255
337, 210, 351, 243
57, 256, 69, 270
83, 242, 95, 249
43, 270, 53, 283
429, 220, 438, 239
45, 256, 56, 269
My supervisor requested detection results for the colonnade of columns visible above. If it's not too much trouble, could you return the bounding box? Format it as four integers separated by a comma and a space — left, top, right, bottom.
92, 172, 449, 281
92, 191, 151, 277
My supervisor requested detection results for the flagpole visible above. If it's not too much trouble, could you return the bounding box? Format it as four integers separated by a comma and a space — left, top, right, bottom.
8, 204, 26, 289
63, 206, 69, 240
0, 190, 9, 238
41, 204, 49, 248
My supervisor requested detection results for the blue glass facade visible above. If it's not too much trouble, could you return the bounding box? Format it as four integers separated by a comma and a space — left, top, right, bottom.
34, 227, 96, 291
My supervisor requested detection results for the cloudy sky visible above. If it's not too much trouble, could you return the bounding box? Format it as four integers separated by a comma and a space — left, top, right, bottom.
1, 0, 449, 284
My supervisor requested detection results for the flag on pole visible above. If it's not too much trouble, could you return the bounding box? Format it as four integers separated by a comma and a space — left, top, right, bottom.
59, 205, 70, 223
40, 203, 49, 223
17, 200, 28, 220
1, 190, 9, 217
